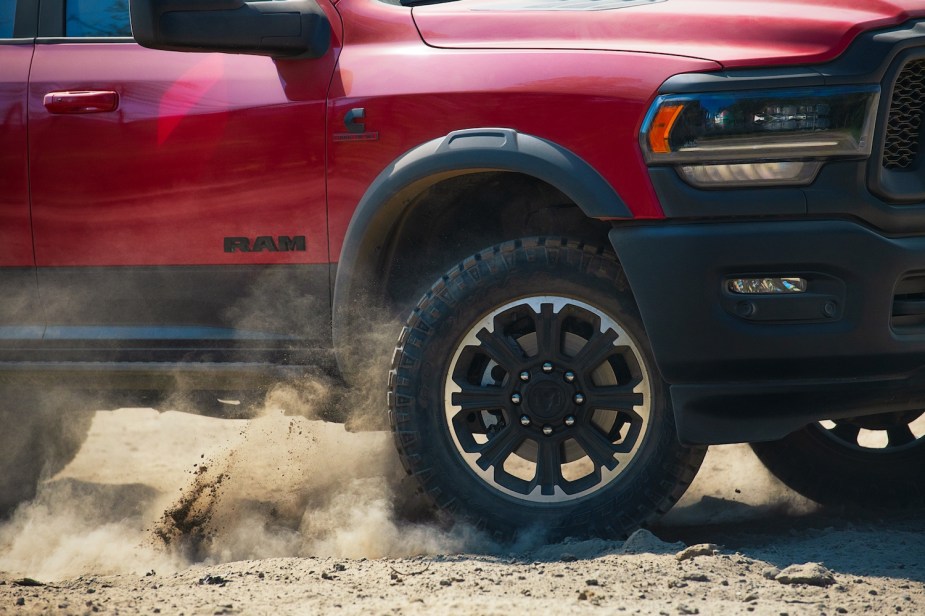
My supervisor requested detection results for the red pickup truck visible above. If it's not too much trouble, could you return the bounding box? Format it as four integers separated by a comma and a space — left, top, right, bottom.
2, 0, 924, 539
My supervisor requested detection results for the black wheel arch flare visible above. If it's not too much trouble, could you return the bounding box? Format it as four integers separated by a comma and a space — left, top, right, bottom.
331, 128, 632, 372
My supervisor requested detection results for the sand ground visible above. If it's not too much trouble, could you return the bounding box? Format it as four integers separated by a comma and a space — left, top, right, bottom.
0, 407, 922, 615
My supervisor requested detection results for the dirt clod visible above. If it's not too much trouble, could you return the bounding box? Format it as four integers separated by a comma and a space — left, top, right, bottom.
775, 563, 836, 587
199, 575, 228, 587
623, 528, 684, 555
676, 543, 720, 561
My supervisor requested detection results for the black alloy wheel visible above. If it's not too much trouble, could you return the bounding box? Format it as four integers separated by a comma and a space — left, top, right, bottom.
442, 295, 649, 503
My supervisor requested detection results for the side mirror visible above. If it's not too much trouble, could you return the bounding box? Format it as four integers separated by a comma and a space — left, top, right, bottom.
129, 0, 330, 59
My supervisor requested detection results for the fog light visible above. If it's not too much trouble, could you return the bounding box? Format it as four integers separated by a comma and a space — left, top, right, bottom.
727, 277, 807, 294
679, 161, 821, 187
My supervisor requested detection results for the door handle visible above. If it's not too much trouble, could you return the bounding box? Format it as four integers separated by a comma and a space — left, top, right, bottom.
43, 91, 119, 114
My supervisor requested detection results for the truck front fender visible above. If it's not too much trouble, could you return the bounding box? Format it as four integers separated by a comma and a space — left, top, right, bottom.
332, 127, 631, 376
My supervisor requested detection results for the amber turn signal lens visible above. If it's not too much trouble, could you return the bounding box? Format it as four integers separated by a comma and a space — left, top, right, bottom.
647, 103, 684, 154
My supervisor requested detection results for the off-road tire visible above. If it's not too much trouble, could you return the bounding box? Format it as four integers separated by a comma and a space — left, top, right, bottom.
388, 237, 704, 541
751, 416, 925, 507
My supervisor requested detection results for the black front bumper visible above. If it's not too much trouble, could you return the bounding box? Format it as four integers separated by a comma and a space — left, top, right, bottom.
610, 219, 925, 445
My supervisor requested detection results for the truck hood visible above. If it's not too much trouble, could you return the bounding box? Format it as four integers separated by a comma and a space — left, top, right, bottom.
411, 0, 925, 68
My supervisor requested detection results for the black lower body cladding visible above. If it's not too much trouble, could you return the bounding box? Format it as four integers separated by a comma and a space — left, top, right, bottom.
610, 219, 925, 445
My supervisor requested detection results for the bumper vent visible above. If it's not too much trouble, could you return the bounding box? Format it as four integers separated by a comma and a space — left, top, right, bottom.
883, 58, 925, 171
892, 273, 925, 332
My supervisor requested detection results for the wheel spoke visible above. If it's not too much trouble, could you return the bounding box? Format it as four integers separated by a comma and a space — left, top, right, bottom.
476, 327, 525, 370
534, 439, 563, 496
613, 416, 643, 453
886, 423, 917, 447
574, 427, 619, 471
533, 302, 564, 360
451, 384, 507, 412
475, 426, 523, 471
829, 422, 861, 445
570, 328, 618, 373
586, 385, 644, 411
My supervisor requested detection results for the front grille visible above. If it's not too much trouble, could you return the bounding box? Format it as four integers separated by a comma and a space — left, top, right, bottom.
883, 58, 925, 171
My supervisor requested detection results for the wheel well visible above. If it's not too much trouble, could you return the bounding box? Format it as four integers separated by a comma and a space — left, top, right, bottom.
378, 171, 614, 309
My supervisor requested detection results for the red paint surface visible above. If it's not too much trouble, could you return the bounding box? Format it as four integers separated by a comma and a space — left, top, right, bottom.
6, 0, 918, 270
325, 1, 721, 259
27, 6, 342, 267
412, 0, 925, 68
0, 44, 36, 268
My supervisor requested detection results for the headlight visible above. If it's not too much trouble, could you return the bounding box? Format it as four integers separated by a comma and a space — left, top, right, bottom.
640, 86, 880, 187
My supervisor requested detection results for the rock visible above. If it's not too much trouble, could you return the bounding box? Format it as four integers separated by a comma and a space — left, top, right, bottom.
762, 566, 781, 580
676, 544, 719, 561
199, 575, 229, 587
12, 578, 44, 587
15, 598, 25, 606
775, 563, 835, 587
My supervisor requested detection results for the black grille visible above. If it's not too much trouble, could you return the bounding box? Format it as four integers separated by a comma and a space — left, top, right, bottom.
883, 58, 925, 170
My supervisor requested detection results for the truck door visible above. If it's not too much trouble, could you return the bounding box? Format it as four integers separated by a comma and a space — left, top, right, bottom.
27, 0, 340, 355
0, 0, 42, 339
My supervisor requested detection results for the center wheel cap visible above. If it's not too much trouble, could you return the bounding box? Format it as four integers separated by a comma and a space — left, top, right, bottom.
525, 379, 570, 421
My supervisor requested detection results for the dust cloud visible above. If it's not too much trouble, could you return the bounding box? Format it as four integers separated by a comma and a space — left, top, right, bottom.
0, 375, 488, 582
660, 443, 819, 528
0, 376, 820, 583
151, 398, 483, 564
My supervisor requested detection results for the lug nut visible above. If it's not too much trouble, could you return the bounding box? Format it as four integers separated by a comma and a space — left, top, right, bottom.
542, 425, 554, 436
564, 415, 576, 427
511, 393, 522, 405
574, 393, 585, 405
564, 371, 576, 383
520, 415, 531, 427
542, 361, 554, 373
519, 371, 530, 382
